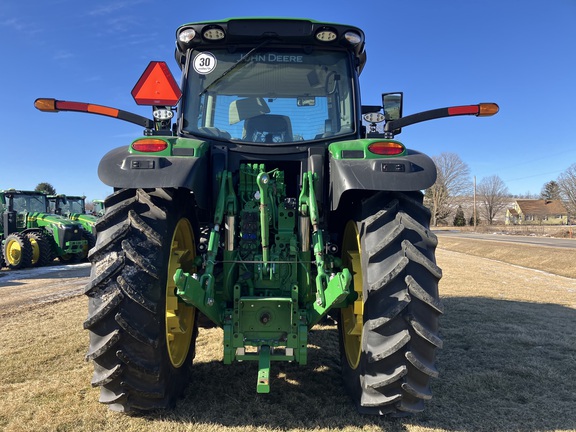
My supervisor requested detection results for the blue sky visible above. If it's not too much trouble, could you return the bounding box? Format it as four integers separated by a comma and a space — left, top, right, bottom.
1, 0, 575, 201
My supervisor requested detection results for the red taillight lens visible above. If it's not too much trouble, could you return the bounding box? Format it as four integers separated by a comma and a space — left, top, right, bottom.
132, 138, 168, 152
367, 141, 405, 156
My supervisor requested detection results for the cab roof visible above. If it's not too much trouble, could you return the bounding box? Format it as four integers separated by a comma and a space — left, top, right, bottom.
175, 17, 366, 74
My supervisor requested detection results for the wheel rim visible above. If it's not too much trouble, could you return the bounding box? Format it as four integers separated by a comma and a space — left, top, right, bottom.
340, 220, 364, 370
28, 236, 40, 264
166, 218, 196, 368
6, 238, 22, 265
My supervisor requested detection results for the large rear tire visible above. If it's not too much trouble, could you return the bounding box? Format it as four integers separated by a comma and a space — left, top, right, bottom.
27, 231, 54, 267
84, 188, 198, 412
339, 191, 443, 415
3, 233, 33, 269
79, 229, 96, 261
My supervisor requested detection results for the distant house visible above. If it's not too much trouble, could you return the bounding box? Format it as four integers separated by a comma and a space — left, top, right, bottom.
506, 199, 568, 225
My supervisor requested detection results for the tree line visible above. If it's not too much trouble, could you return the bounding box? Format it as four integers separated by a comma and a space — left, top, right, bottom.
425, 153, 576, 226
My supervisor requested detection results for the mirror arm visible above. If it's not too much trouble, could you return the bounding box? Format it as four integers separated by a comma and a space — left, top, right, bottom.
384, 105, 484, 132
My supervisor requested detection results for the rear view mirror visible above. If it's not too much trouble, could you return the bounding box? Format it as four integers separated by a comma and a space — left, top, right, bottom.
382, 92, 403, 121
297, 97, 316, 107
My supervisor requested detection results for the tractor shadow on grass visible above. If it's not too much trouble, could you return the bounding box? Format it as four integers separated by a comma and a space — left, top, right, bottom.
167, 324, 409, 431
162, 297, 576, 432
415, 297, 576, 432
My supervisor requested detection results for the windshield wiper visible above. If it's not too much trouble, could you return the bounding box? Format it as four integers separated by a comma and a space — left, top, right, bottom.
199, 40, 270, 96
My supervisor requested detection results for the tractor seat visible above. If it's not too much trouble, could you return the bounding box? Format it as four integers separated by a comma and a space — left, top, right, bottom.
243, 114, 293, 143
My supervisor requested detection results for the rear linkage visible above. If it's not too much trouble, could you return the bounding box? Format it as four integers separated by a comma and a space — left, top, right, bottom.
174, 165, 352, 393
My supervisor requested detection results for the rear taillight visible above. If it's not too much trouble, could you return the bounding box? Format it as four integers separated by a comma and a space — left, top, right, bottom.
367, 141, 405, 156
132, 138, 168, 152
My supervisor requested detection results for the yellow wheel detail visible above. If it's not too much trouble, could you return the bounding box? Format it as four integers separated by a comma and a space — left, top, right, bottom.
29, 237, 40, 265
166, 218, 196, 368
6, 238, 22, 266
340, 220, 364, 370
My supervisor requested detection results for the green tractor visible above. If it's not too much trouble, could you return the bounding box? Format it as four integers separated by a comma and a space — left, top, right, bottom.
92, 199, 105, 217
48, 194, 98, 259
0, 189, 88, 268
35, 18, 498, 415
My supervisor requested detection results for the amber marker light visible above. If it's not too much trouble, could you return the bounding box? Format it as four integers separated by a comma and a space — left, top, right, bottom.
367, 141, 405, 156
478, 103, 499, 116
34, 98, 58, 112
132, 138, 168, 152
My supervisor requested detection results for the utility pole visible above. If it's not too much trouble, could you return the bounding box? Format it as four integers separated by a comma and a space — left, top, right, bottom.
473, 175, 477, 230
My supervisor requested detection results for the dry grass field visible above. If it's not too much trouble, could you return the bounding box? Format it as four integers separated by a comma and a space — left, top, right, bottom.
1, 237, 575, 432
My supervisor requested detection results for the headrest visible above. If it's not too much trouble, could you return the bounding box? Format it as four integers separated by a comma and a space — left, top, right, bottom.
229, 98, 270, 124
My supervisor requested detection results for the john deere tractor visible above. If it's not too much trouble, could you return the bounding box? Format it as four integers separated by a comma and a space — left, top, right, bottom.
35, 18, 498, 415
92, 199, 105, 217
0, 190, 88, 268
48, 194, 98, 259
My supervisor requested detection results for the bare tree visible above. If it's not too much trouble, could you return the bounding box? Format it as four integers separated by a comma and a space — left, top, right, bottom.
558, 163, 576, 220
425, 152, 472, 226
477, 175, 509, 225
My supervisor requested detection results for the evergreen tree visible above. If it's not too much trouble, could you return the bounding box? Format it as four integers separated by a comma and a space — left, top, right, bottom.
35, 182, 56, 195
453, 205, 466, 226
540, 180, 561, 200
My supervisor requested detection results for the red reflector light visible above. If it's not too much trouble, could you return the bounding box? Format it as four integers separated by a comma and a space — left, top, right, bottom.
367, 141, 405, 156
448, 105, 479, 116
132, 139, 168, 152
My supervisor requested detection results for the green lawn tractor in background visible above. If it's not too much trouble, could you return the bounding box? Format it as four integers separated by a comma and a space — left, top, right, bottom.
0, 190, 88, 268
48, 194, 98, 259
35, 18, 498, 415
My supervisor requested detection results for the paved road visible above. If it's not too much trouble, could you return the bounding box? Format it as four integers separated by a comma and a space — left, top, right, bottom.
1, 231, 574, 314
435, 230, 576, 249
0, 262, 90, 315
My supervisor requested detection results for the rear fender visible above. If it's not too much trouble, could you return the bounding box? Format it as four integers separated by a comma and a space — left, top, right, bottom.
329, 149, 436, 211
98, 146, 209, 209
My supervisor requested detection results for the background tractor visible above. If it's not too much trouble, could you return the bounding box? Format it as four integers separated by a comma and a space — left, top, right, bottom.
35, 18, 497, 415
48, 194, 98, 259
0, 189, 88, 268
91, 199, 105, 217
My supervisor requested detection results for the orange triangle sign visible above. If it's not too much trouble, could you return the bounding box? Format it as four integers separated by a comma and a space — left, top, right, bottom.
131, 61, 182, 106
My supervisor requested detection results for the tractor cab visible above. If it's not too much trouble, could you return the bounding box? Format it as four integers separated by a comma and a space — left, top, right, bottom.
48, 194, 87, 216
174, 19, 366, 145
1, 190, 49, 231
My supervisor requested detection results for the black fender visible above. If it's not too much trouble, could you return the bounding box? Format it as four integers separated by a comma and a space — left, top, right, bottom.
98, 146, 209, 209
329, 149, 437, 211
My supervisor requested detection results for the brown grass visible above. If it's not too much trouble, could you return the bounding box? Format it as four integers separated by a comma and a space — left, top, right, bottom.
1, 240, 576, 431
438, 236, 576, 279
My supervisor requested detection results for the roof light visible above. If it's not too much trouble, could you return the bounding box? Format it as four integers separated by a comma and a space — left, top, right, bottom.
153, 107, 174, 121
178, 28, 196, 44
203, 26, 225, 41
316, 28, 337, 42
367, 141, 405, 156
131, 61, 182, 106
344, 31, 362, 45
132, 138, 168, 152
363, 112, 386, 123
